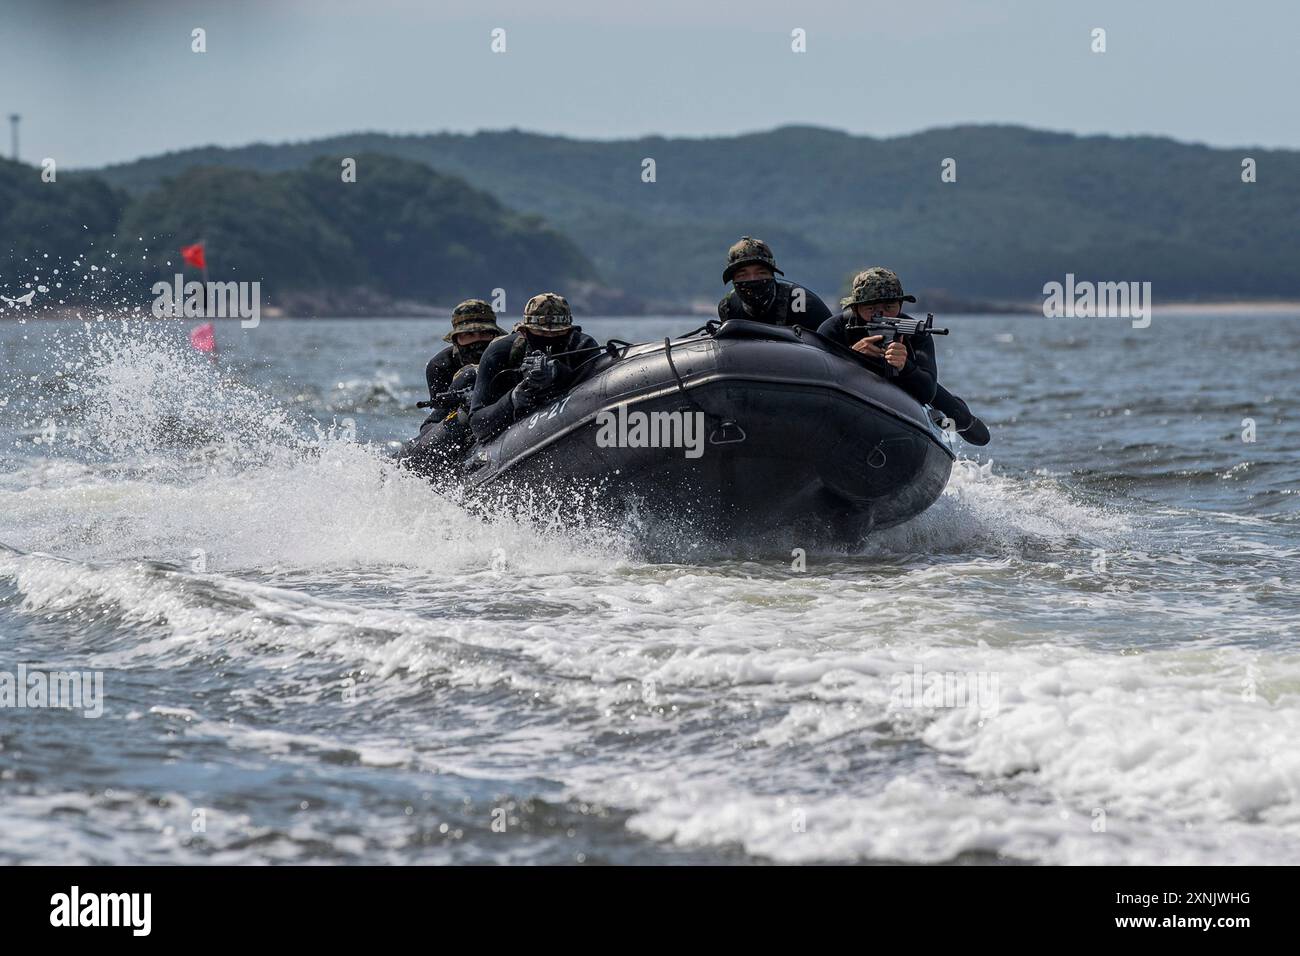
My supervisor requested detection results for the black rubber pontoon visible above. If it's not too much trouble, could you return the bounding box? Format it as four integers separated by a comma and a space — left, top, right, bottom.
457, 319, 954, 543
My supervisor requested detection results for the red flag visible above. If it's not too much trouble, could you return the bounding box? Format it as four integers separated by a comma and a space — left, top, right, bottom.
189, 322, 216, 354
181, 243, 206, 270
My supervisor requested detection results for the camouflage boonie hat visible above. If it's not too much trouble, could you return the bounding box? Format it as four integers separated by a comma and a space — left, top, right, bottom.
840, 267, 917, 307
517, 292, 573, 331
443, 298, 505, 342
722, 235, 784, 284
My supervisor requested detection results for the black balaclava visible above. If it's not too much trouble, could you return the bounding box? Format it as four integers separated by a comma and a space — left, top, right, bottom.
523, 328, 574, 357
454, 339, 493, 366
734, 277, 778, 315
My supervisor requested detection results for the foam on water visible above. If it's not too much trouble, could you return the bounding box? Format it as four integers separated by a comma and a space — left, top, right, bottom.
3, 324, 630, 575
5, 534, 1297, 864
3, 321, 1297, 865
2, 326, 1127, 575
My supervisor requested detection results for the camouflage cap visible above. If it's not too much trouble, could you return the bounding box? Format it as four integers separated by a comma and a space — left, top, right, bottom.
840, 267, 917, 307
443, 298, 506, 342
722, 235, 784, 284
518, 292, 573, 331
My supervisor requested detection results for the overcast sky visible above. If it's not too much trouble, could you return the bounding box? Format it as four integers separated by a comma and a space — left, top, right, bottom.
3, 0, 1298, 168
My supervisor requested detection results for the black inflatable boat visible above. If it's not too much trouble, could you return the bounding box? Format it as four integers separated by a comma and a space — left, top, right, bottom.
457, 319, 954, 543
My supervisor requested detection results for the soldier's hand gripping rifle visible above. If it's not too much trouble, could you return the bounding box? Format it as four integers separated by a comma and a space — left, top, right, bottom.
844, 312, 950, 377
417, 365, 480, 412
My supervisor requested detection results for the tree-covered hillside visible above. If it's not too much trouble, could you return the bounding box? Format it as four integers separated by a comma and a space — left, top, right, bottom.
93, 125, 1300, 303
2, 154, 599, 312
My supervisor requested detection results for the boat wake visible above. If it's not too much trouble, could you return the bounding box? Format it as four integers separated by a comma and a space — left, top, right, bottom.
2, 323, 1127, 570
12, 321, 1288, 866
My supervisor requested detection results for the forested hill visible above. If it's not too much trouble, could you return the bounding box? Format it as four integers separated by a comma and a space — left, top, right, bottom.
0, 154, 600, 313
93, 125, 1300, 304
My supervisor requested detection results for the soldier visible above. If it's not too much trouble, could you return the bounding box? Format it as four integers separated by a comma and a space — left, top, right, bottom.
423, 299, 506, 418
396, 363, 481, 478
717, 236, 833, 328
819, 267, 990, 446
396, 299, 506, 477
469, 293, 600, 442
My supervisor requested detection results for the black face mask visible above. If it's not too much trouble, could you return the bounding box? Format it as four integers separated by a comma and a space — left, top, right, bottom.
455, 339, 492, 365
734, 277, 778, 314
524, 329, 572, 356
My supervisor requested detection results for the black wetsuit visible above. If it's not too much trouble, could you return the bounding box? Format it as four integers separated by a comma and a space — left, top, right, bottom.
398, 405, 472, 478
395, 344, 485, 478
817, 310, 986, 440
469, 328, 600, 442
424, 346, 467, 421
817, 310, 938, 406
717, 280, 833, 329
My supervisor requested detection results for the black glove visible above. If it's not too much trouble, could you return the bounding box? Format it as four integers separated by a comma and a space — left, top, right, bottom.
520, 352, 559, 390
511, 381, 540, 412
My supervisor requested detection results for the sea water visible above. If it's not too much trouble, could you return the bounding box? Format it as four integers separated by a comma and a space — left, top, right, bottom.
0, 312, 1297, 864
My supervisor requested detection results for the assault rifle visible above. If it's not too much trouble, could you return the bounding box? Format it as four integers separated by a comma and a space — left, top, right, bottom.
843, 312, 949, 377
416, 387, 472, 410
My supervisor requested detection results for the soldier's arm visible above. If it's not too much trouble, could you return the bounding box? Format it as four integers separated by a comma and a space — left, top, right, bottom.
468, 340, 519, 442
573, 333, 601, 360
909, 330, 938, 380
894, 337, 937, 405
717, 293, 736, 323
426, 350, 457, 405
